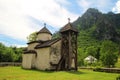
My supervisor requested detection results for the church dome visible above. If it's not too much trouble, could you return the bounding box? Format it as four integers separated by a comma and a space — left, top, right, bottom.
36, 24, 52, 41
37, 24, 52, 35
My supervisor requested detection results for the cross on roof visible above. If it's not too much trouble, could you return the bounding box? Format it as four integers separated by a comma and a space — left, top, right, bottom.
44, 23, 46, 27
68, 18, 70, 23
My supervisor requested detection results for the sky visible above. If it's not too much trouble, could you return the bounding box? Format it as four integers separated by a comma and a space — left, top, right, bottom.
0, 0, 120, 47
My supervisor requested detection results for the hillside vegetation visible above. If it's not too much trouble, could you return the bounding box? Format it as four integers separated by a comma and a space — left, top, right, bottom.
53, 8, 120, 67
73, 8, 120, 67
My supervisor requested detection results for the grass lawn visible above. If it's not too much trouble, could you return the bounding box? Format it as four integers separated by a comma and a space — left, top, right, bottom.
0, 66, 119, 80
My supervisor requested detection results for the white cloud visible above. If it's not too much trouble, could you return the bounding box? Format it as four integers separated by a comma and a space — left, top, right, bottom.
112, 0, 120, 13
77, 0, 115, 13
77, 0, 91, 11
55, 0, 70, 5
0, 0, 79, 41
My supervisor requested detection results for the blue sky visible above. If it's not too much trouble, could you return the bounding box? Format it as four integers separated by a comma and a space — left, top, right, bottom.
0, 0, 120, 47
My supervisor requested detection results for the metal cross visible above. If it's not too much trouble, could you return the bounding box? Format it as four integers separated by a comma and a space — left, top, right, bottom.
44, 23, 46, 27
68, 18, 70, 23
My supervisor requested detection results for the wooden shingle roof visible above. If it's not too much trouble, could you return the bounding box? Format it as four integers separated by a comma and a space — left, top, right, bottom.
60, 22, 78, 33
35, 38, 61, 49
24, 50, 36, 54
27, 40, 46, 44
37, 27, 52, 35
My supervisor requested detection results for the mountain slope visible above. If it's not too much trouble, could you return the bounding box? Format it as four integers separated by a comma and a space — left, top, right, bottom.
52, 8, 120, 66
73, 8, 120, 43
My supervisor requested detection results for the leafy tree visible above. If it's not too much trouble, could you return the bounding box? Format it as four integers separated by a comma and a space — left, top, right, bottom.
85, 46, 98, 57
100, 40, 118, 67
77, 48, 86, 66
12, 47, 23, 62
0, 43, 6, 62
5, 47, 16, 62
100, 51, 118, 68
0, 47, 15, 62
52, 31, 60, 39
0, 43, 23, 62
27, 32, 37, 42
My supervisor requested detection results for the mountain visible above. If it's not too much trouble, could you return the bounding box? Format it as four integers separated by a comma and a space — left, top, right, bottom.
72, 8, 120, 66
53, 8, 120, 48
53, 8, 120, 66
52, 8, 120, 66
52, 8, 120, 50
73, 8, 102, 29
73, 8, 120, 43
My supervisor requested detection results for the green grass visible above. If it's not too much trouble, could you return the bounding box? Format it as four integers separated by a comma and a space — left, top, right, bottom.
0, 66, 119, 80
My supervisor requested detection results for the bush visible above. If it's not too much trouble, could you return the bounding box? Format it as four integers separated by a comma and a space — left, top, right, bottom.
93, 67, 102, 72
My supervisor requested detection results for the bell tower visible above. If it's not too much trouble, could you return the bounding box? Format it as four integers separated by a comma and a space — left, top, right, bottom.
57, 18, 78, 71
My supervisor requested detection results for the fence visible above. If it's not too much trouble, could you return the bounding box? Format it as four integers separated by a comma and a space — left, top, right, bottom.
0, 62, 21, 67
93, 68, 120, 73
79, 67, 120, 73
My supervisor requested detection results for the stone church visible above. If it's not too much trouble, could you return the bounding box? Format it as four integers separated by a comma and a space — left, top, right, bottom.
22, 21, 78, 71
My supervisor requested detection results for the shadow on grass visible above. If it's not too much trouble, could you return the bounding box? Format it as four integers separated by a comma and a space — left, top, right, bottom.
21, 67, 54, 73
66, 70, 85, 75
21, 67, 85, 74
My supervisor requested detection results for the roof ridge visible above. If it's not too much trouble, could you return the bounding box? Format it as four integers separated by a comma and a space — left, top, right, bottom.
37, 27, 52, 35
60, 22, 78, 33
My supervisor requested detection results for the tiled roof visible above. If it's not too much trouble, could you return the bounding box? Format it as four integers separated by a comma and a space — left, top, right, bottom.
37, 27, 52, 35
60, 22, 78, 33
35, 38, 61, 49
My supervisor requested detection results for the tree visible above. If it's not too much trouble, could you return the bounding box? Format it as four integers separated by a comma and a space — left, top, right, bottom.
52, 31, 60, 39
4, 47, 16, 62
0, 47, 15, 62
27, 32, 37, 42
0, 43, 23, 62
12, 47, 23, 62
77, 48, 86, 66
0, 43, 6, 62
100, 51, 118, 68
85, 46, 98, 57
100, 40, 118, 67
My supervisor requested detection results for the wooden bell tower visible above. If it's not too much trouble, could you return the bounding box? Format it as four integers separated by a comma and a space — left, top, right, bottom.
57, 18, 78, 71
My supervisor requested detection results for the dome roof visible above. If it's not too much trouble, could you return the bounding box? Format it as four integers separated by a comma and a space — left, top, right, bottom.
37, 27, 52, 35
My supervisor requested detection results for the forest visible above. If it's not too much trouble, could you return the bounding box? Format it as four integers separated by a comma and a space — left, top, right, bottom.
0, 43, 23, 62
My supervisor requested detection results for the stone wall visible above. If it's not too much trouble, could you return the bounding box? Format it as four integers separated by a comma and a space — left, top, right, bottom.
50, 40, 61, 69
37, 33, 52, 41
36, 47, 51, 70
22, 54, 35, 69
